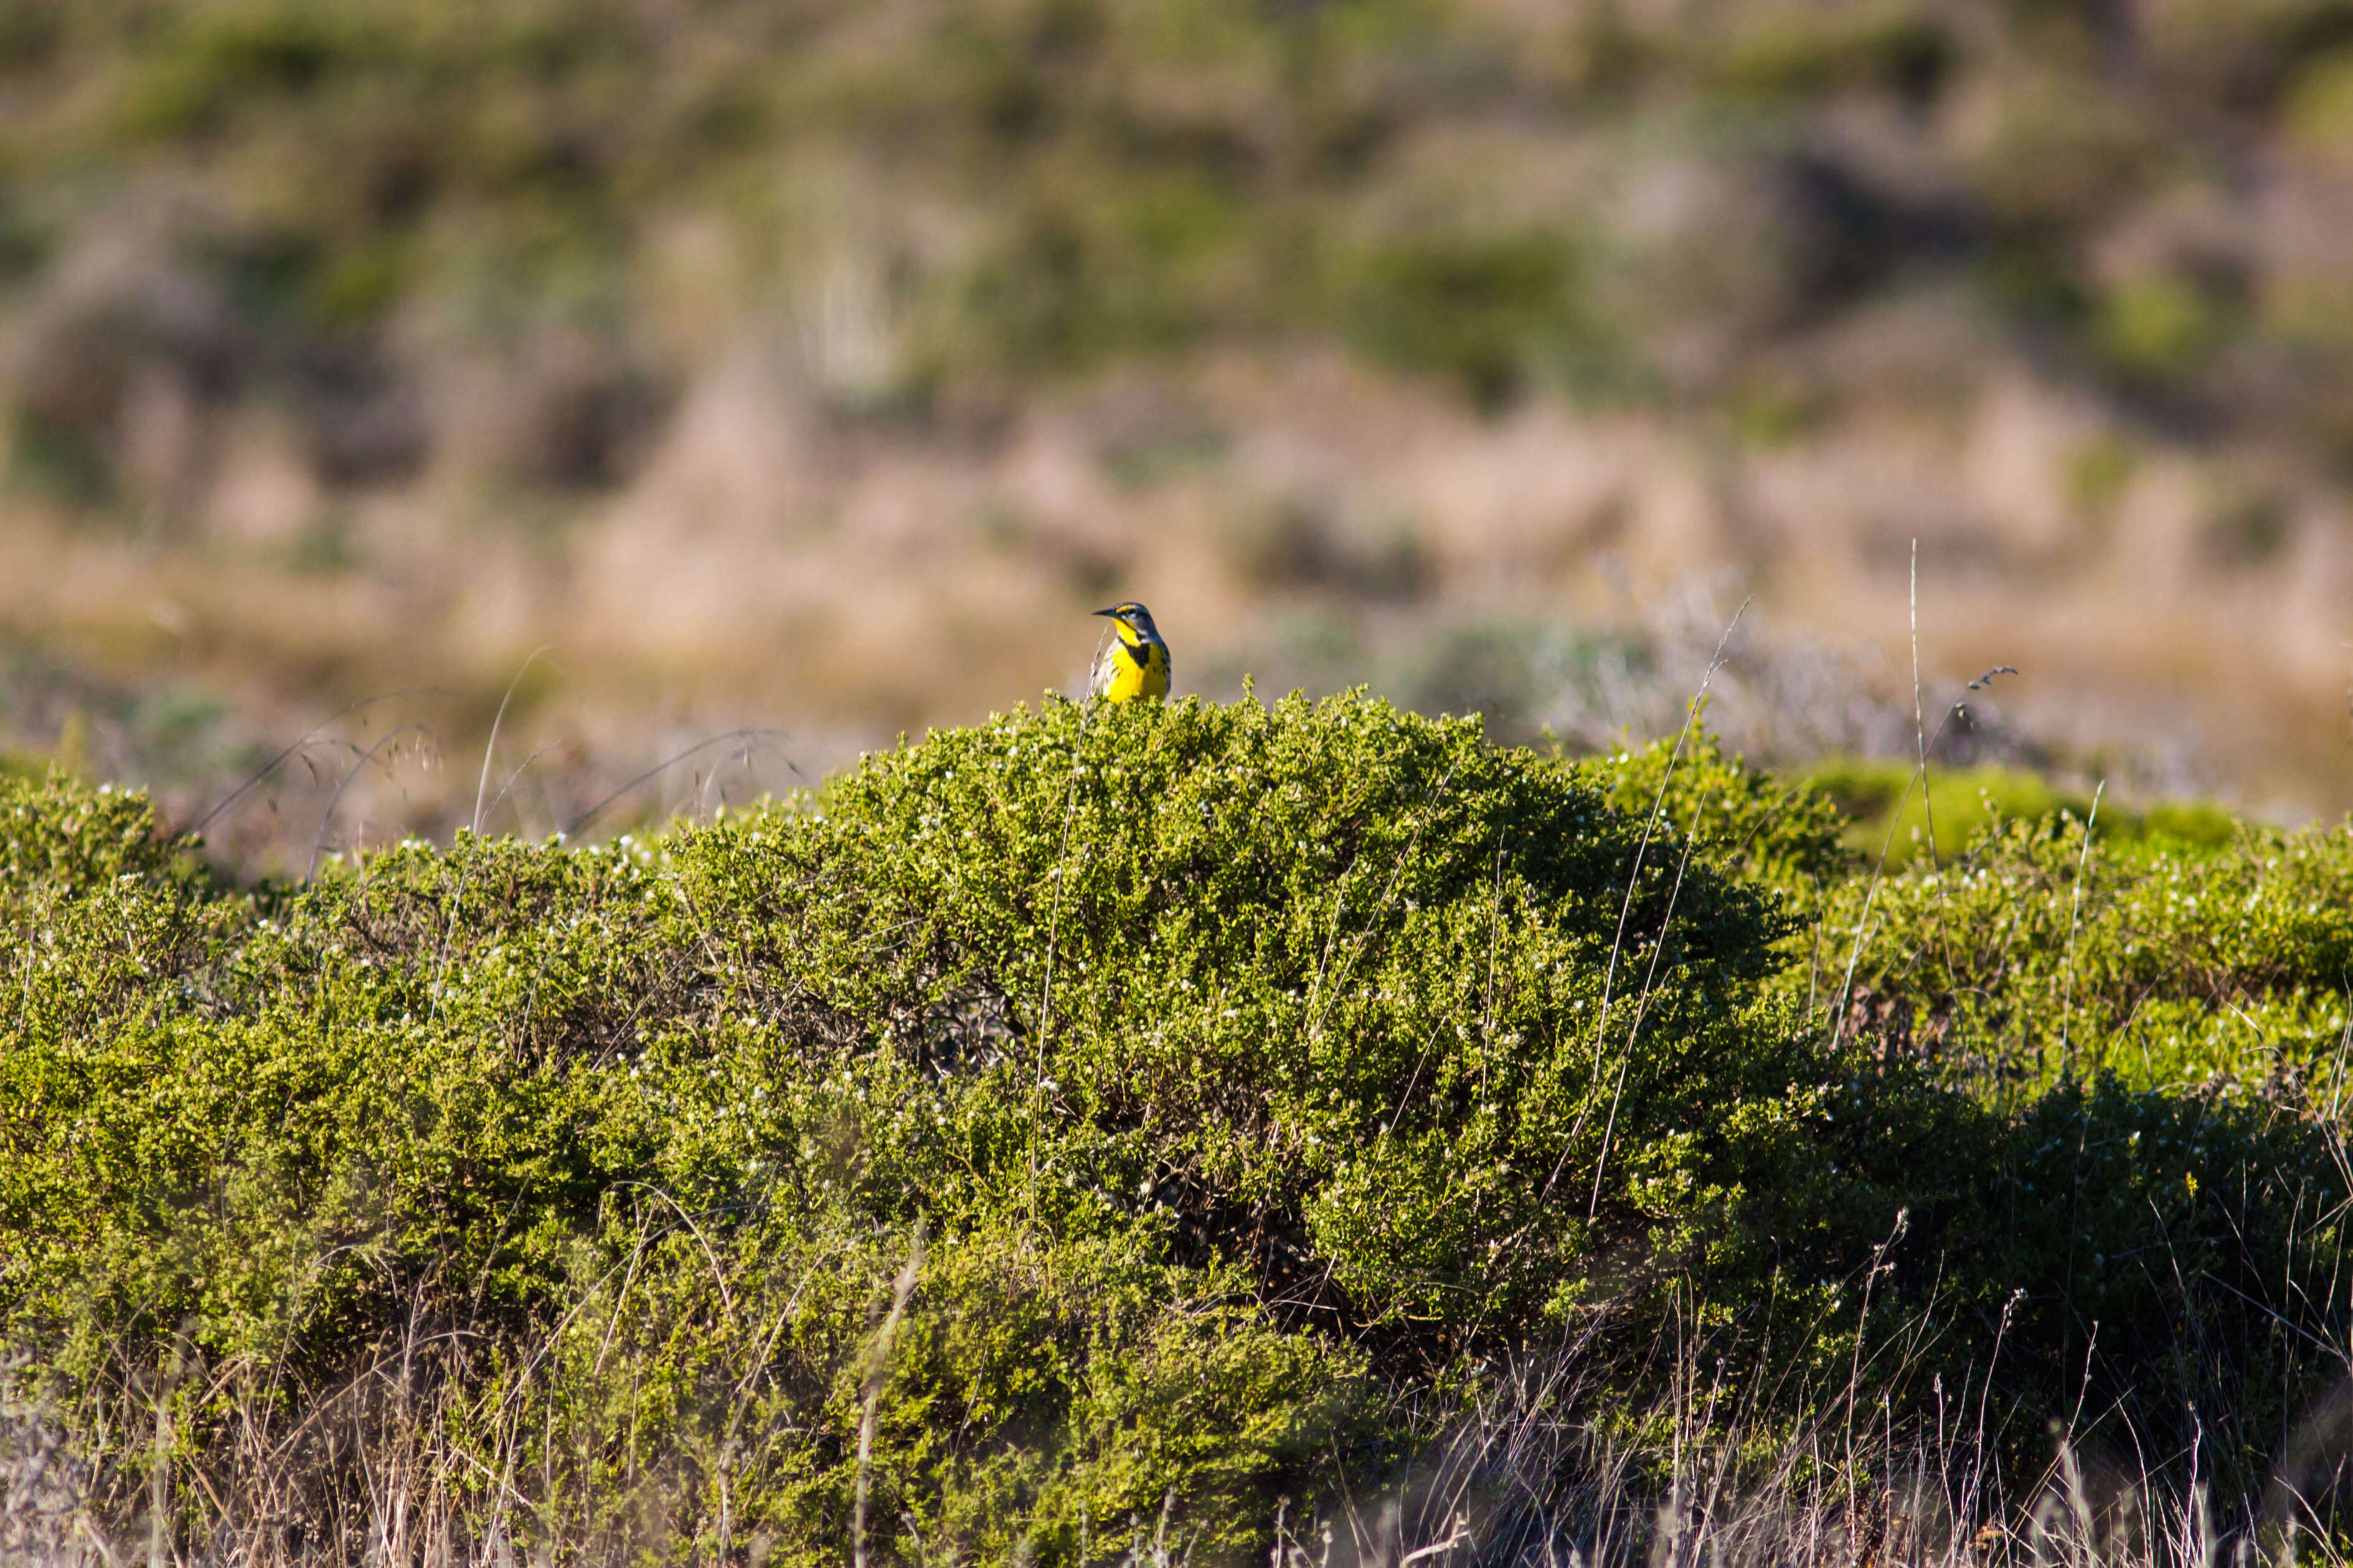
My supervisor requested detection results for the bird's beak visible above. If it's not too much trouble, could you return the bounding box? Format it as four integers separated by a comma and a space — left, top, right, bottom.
1092, 606, 1118, 618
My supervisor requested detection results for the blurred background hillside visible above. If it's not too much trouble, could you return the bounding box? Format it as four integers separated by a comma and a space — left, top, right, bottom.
4, 0, 2353, 872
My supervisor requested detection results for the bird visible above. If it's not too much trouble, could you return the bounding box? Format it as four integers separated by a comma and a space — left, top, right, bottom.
1089, 601, 1171, 703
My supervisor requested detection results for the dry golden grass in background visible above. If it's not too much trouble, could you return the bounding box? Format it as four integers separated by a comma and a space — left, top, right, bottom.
0, 344, 2304, 876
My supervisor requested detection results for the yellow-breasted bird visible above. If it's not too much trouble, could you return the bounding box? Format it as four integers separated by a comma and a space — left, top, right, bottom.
1089, 601, 1171, 703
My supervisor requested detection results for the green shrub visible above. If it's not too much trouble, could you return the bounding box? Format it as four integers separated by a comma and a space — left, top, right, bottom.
1577, 726, 1857, 891
5, 702, 2352, 1556
1819, 805, 2353, 1097
1946, 1074, 2346, 1496
632, 690, 1819, 1350
0, 696, 1845, 1556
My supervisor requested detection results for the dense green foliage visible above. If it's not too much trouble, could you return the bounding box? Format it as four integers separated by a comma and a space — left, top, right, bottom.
5, 695, 2353, 1559
1827, 803, 2353, 1096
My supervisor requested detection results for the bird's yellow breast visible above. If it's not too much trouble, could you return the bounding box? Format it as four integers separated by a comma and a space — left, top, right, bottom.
1101, 637, 1171, 703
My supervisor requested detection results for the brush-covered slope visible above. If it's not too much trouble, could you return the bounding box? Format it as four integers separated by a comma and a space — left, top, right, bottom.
4, 695, 2351, 1561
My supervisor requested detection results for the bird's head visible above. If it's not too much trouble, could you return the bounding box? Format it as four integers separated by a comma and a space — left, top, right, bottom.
1093, 601, 1162, 644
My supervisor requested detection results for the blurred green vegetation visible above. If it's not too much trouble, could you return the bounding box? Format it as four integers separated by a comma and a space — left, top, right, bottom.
1813, 796, 2353, 1101
11, 0, 2353, 505
1801, 756, 2241, 868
